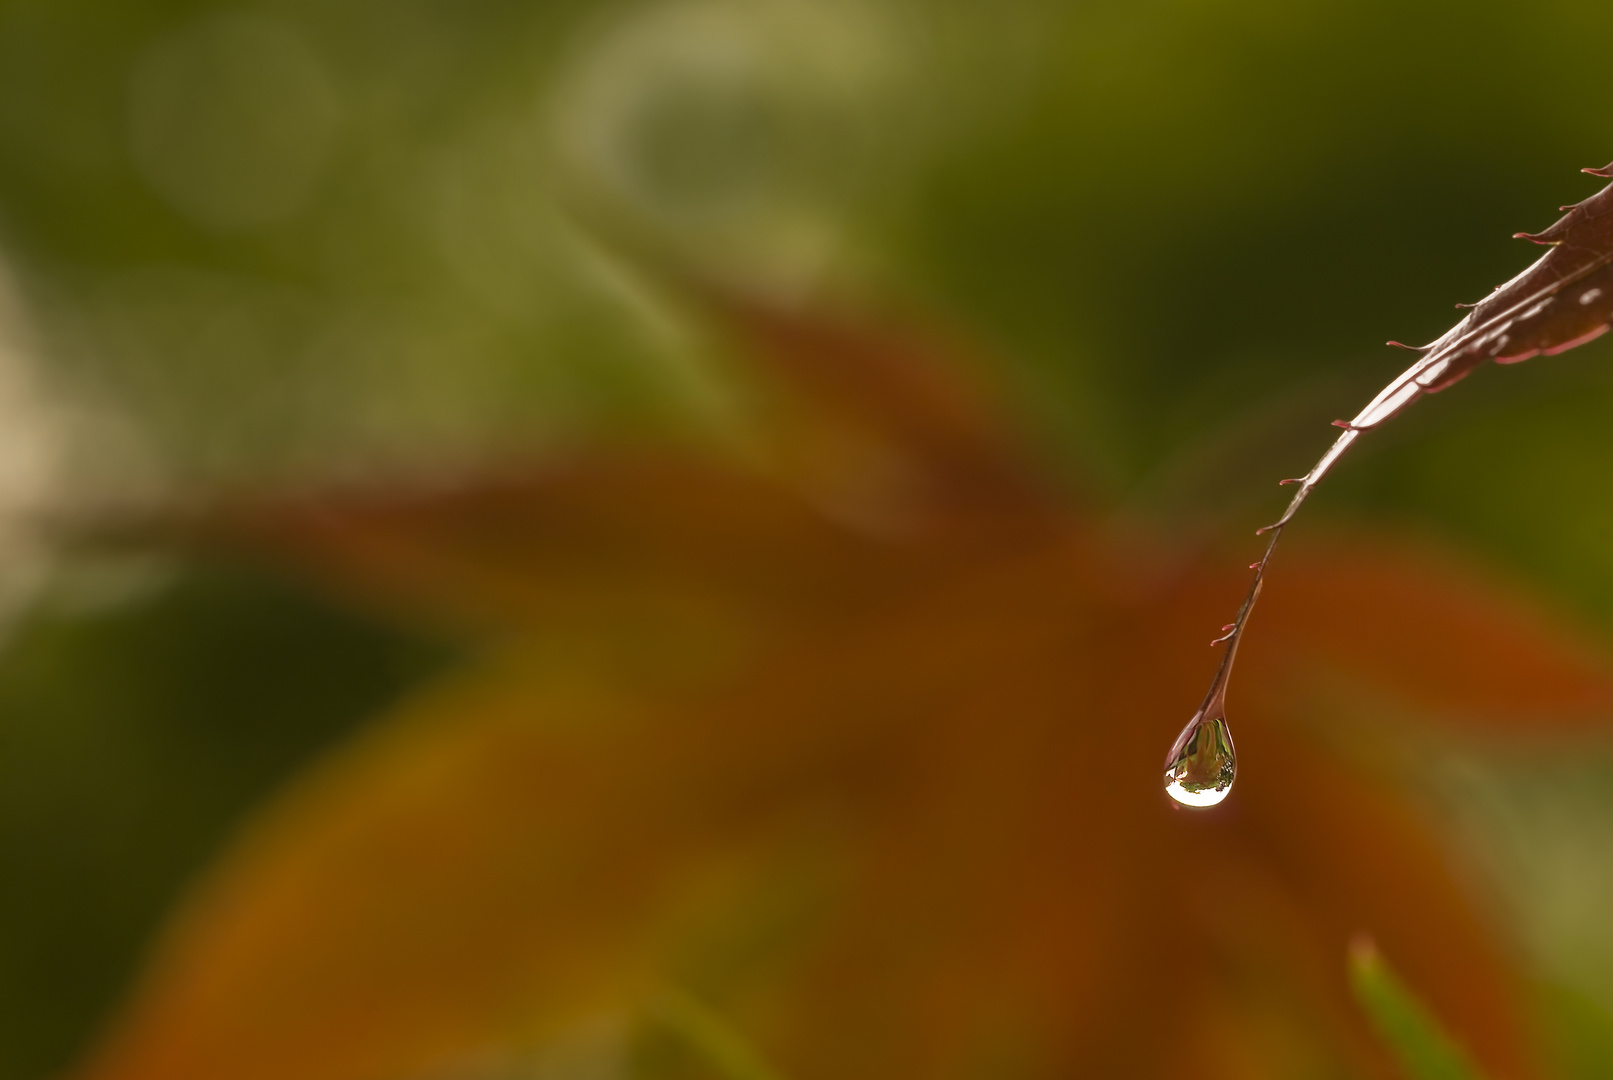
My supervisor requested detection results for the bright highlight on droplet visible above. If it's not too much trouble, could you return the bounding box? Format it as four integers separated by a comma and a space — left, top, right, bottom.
1163, 711, 1236, 808
1164, 778, 1231, 807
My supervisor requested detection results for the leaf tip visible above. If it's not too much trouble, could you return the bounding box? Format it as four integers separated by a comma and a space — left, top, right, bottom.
1582, 162, 1613, 178
1348, 932, 1381, 974
1346, 933, 1490, 1080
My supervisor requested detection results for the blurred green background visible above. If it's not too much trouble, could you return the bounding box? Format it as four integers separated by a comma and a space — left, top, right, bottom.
2, 0, 1613, 1076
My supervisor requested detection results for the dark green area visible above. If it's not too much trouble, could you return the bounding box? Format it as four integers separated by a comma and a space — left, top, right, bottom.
0, 560, 447, 1079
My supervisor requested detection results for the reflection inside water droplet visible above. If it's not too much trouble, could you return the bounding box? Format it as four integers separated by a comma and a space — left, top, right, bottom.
1163, 711, 1236, 808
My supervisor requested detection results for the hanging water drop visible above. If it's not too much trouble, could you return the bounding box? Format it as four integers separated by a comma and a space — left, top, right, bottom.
1168, 573, 1257, 807
1163, 711, 1236, 807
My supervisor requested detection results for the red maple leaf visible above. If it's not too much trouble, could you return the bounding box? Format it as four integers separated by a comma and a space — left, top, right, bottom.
70, 280, 1613, 1080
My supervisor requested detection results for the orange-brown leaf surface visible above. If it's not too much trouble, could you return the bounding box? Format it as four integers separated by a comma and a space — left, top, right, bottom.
72, 287, 1613, 1080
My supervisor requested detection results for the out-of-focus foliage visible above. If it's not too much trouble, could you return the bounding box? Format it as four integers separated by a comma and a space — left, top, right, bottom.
63, 297, 1613, 1080
1, 0, 1613, 1077
1350, 936, 1487, 1080
0, 560, 448, 1078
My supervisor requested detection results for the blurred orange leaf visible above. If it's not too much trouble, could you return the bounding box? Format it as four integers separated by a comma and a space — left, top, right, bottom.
72, 287, 1613, 1080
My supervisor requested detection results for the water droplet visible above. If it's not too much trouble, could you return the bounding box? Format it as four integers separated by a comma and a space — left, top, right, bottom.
1163, 711, 1236, 808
